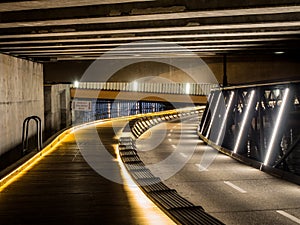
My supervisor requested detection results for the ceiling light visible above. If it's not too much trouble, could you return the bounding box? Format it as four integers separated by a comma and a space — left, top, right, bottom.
74, 81, 79, 88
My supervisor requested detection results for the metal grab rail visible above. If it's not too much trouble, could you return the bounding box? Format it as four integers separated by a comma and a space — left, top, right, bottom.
22, 116, 42, 153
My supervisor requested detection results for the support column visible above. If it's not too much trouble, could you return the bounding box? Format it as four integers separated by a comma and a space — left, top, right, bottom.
223, 54, 228, 87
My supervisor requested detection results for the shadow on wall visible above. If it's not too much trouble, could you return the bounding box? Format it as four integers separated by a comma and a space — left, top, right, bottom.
0, 133, 38, 171
44, 84, 72, 140
0, 54, 44, 172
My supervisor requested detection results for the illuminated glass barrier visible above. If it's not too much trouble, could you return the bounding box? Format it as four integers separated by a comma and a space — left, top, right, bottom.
198, 81, 300, 176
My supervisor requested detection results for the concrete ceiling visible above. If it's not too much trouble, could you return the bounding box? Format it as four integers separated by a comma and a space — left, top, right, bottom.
0, 0, 299, 62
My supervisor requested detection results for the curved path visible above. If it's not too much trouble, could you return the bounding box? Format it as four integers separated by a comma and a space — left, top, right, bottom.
136, 116, 300, 225
0, 119, 174, 225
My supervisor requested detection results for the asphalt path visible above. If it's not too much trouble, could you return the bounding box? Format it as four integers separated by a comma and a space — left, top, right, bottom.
136, 116, 300, 225
0, 119, 174, 225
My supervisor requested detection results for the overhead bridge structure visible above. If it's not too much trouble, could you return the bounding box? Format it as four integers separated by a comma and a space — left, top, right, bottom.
70, 81, 216, 104
70, 81, 217, 123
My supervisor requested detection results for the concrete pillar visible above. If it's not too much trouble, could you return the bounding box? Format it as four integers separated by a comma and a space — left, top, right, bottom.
44, 84, 71, 139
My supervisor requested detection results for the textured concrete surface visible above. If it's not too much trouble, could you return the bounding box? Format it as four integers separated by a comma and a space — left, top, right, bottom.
44, 84, 71, 139
0, 53, 43, 156
44, 56, 300, 85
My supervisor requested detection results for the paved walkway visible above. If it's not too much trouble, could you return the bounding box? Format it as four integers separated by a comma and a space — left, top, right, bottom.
137, 117, 300, 225
0, 119, 174, 225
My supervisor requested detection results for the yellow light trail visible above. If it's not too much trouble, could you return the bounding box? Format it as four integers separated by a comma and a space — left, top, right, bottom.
0, 129, 72, 192
114, 145, 175, 225
0, 107, 199, 224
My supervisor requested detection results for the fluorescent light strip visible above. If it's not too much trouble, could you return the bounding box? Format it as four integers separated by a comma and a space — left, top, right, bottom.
233, 90, 255, 154
264, 88, 290, 165
185, 83, 190, 94
200, 92, 215, 134
205, 91, 222, 138
216, 91, 235, 145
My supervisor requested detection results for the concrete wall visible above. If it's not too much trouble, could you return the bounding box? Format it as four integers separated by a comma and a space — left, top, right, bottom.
108, 61, 197, 82
44, 84, 71, 139
44, 54, 300, 85
0, 54, 44, 156
204, 55, 300, 85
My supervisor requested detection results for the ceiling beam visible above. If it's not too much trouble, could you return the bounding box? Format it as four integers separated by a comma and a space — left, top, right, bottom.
26, 47, 290, 59
10, 44, 274, 55
0, 38, 290, 51
0, 6, 299, 29
1, 30, 299, 46
1, 21, 300, 39
0, 0, 155, 12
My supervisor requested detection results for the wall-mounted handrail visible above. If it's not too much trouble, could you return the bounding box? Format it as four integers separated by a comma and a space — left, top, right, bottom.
22, 116, 42, 153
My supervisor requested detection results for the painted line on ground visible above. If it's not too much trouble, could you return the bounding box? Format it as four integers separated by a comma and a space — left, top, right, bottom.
167, 133, 171, 137
168, 138, 172, 142
195, 164, 208, 171
171, 144, 176, 149
276, 210, 300, 224
224, 181, 247, 193
180, 153, 188, 158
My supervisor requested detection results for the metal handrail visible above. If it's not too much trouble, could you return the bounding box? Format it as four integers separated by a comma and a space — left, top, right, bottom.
70, 81, 218, 96
22, 116, 42, 153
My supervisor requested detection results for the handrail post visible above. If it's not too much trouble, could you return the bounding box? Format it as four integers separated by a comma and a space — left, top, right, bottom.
22, 116, 42, 154
22, 117, 30, 153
